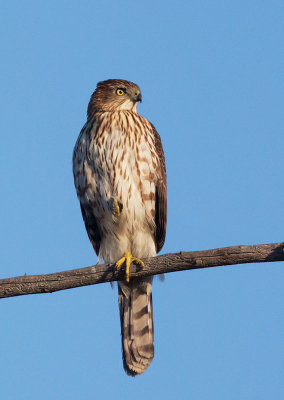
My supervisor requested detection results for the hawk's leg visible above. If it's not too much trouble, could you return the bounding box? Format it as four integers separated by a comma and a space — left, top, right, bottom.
109, 198, 123, 217
115, 252, 145, 283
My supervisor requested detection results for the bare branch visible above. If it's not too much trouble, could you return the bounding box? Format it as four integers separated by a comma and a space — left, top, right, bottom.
1, 242, 283, 299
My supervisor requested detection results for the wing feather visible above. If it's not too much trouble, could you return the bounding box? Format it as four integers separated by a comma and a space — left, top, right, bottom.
79, 203, 101, 255
73, 120, 102, 255
150, 123, 167, 253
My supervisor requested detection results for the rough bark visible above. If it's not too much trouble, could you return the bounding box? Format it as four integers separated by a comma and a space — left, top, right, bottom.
1, 242, 283, 299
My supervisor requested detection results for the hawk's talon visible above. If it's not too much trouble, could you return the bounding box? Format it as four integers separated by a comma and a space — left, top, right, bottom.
115, 251, 145, 283
110, 198, 123, 217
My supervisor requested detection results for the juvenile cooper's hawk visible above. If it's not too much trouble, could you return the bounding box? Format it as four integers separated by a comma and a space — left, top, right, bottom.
73, 79, 167, 376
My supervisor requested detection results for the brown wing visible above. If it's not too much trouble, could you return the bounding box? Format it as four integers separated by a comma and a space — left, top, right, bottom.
150, 123, 167, 253
73, 120, 102, 255
80, 203, 102, 255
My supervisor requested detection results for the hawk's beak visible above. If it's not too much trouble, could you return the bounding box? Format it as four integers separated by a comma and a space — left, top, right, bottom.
132, 91, 142, 103
136, 93, 142, 102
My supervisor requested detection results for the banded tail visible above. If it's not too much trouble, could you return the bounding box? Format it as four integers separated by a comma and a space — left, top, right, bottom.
118, 277, 154, 376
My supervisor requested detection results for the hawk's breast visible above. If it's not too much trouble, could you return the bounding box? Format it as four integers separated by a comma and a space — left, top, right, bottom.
74, 111, 160, 239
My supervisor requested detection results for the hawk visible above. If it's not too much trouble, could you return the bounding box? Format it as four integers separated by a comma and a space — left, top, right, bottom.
73, 79, 167, 376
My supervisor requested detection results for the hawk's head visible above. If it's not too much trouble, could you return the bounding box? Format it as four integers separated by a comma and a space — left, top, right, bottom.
87, 79, 142, 116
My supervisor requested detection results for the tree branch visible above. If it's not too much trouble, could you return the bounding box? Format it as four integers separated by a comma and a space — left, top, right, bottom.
1, 242, 283, 299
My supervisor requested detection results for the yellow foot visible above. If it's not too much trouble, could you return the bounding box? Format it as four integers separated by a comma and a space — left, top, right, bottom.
111, 198, 123, 217
115, 252, 145, 283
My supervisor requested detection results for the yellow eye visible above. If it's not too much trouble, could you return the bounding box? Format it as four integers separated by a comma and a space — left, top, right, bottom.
116, 88, 125, 96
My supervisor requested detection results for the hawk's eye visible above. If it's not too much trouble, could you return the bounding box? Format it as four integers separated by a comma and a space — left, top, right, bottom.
116, 88, 126, 96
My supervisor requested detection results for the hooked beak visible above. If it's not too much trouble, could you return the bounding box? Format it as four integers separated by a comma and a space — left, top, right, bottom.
131, 91, 142, 103
136, 92, 142, 102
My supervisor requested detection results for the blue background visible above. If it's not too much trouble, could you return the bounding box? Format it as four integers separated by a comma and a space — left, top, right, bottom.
1, 1, 283, 399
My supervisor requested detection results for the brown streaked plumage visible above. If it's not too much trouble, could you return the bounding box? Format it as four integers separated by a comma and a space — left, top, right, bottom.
73, 79, 167, 376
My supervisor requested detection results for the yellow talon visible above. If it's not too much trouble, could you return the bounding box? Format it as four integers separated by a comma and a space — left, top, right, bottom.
115, 251, 145, 283
113, 198, 121, 216
111, 198, 123, 218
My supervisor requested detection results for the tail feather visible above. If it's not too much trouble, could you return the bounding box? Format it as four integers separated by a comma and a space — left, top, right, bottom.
118, 277, 154, 376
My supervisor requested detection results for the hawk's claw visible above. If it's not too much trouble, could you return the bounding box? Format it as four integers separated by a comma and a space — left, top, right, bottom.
110, 198, 123, 217
115, 252, 145, 283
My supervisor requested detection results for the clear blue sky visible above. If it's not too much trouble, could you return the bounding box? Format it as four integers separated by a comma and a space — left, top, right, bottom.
1, 1, 283, 399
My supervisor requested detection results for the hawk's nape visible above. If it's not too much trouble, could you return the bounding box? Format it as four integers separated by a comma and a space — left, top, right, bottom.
73, 79, 167, 376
